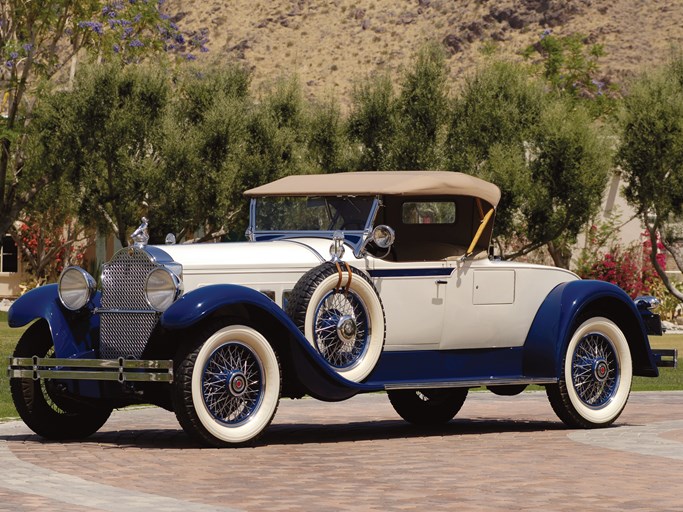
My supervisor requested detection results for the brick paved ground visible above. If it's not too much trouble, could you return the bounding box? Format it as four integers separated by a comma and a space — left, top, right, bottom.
1, 391, 683, 512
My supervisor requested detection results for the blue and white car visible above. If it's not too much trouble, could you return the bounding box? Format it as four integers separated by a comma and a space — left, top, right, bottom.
6, 171, 674, 446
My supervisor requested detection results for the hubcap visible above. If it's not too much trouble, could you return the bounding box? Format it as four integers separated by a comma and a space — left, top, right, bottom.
593, 359, 609, 383
227, 371, 248, 397
337, 315, 358, 345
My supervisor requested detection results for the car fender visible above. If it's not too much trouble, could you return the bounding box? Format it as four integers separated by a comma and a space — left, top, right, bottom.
523, 280, 658, 379
7, 284, 99, 358
161, 284, 373, 400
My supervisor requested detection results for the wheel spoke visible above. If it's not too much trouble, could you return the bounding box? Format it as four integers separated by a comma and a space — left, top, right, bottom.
201, 342, 264, 425
571, 332, 619, 408
313, 290, 370, 369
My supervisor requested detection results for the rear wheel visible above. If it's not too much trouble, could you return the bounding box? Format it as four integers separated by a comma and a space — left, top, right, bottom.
547, 316, 632, 428
10, 321, 112, 440
173, 321, 281, 447
388, 388, 468, 425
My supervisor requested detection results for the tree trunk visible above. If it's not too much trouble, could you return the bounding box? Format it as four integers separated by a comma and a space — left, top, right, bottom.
547, 240, 572, 269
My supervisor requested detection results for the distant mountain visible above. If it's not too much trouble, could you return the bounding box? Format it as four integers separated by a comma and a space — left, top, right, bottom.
166, 0, 683, 104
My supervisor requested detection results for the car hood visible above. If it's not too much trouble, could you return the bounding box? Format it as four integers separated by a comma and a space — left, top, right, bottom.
155, 238, 335, 273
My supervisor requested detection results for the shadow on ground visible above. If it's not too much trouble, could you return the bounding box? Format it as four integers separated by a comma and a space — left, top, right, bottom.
0, 417, 568, 449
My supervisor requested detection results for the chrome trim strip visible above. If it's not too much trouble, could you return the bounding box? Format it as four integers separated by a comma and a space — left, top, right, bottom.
7, 357, 173, 383
9, 369, 173, 383
384, 377, 558, 390
94, 308, 159, 315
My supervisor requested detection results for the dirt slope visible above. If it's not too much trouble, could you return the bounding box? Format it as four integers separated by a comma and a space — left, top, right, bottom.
166, 0, 683, 103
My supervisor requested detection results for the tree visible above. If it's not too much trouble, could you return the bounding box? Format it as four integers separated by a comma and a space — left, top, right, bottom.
25, 62, 170, 247
445, 61, 612, 268
347, 73, 397, 171
0, 0, 202, 241
393, 42, 449, 170
154, 64, 253, 243
347, 43, 450, 171
618, 54, 683, 301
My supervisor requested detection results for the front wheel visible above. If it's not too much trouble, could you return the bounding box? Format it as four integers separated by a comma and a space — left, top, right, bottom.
547, 316, 632, 428
172, 322, 281, 447
388, 388, 468, 425
10, 321, 112, 440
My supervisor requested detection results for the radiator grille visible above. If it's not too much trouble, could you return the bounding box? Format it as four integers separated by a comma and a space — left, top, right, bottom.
99, 248, 159, 359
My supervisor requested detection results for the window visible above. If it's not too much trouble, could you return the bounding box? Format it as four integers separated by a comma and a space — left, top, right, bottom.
254, 196, 375, 232
1, 235, 18, 273
402, 201, 456, 224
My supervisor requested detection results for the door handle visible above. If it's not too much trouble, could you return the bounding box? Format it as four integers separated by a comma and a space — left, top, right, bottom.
435, 280, 448, 285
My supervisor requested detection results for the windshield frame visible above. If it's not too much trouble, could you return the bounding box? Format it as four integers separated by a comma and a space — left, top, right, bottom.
248, 195, 382, 247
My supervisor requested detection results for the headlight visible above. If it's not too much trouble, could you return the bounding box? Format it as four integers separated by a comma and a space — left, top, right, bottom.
144, 267, 182, 312
58, 267, 96, 311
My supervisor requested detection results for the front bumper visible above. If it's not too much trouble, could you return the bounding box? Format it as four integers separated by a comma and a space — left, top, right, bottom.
651, 349, 678, 369
7, 357, 174, 383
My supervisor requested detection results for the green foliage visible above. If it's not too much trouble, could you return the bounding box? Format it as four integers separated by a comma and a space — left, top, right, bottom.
523, 31, 619, 117
307, 99, 349, 173
618, 53, 683, 300
347, 43, 450, 171
619, 65, 683, 221
446, 62, 611, 266
447, 61, 544, 172
526, 100, 611, 253
347, 73, 398, 170
26, 63, 171, 246
393, 42, 449, 169
0, 0, 200, 242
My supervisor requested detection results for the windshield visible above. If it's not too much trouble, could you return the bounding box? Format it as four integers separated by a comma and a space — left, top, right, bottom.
254, 196, 375, 232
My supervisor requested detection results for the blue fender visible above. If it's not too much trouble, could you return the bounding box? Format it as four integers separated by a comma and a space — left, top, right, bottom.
161, 284, 376, 400
7, 284, 99, 358
161, 284, 292, 329
523, 280, 658, 379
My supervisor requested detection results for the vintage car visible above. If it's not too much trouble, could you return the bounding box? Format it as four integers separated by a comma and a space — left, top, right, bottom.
6, 171, 676, 446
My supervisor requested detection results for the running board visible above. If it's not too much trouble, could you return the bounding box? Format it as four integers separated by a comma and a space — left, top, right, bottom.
384, 377, 558, 391
652, 349, 678, 368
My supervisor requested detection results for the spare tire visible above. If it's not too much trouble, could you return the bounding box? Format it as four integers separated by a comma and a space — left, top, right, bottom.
286, 262, 385, 382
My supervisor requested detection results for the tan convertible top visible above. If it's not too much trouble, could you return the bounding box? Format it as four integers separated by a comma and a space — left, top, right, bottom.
245, 171, 501, 207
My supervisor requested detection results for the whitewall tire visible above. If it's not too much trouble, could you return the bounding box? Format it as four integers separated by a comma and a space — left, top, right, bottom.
173, 323, 281, 447
286, 263, 385, 382
547, 316, 632, 428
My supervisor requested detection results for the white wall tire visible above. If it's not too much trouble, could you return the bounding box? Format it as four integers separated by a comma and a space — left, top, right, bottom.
286, 263, 385, 382
547, 316, 632, 428
174, 323, 281, 447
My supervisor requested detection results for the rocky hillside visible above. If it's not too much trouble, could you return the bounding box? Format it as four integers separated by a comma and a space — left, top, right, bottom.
166, 0, 683, 105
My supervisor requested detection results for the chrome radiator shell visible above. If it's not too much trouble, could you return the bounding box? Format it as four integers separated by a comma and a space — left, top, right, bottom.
99, 248, 160, 359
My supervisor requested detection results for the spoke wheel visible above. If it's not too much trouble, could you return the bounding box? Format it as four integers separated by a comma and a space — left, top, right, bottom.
547, 316, 632, 428
10, 321, 112, 440
313, 290, 369, 369
286, 262, 385, 382
173, 322, 281, 447
388, 388, 468, 425
201, 341, 265, 426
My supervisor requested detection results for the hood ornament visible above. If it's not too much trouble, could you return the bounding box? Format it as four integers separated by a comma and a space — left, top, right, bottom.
130, 217, 149, 248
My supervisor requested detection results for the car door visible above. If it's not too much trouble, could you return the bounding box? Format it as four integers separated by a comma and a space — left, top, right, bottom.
369, 259, 452, 350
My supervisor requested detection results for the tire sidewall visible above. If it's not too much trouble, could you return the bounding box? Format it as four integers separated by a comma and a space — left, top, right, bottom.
190, 325, 280, 444
563, 316, 632, 425
303, 270, 385, 382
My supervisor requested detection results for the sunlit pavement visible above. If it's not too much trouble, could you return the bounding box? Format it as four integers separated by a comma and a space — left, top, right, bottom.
1, 391, 683, 511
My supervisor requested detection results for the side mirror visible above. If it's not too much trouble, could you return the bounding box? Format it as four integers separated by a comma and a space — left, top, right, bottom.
354, 224, 395, 258
371, 225, 395, 249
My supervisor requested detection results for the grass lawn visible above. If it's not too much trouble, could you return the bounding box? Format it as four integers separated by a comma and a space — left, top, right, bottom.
0, 311, 681, 420
0, 311, 26, 419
